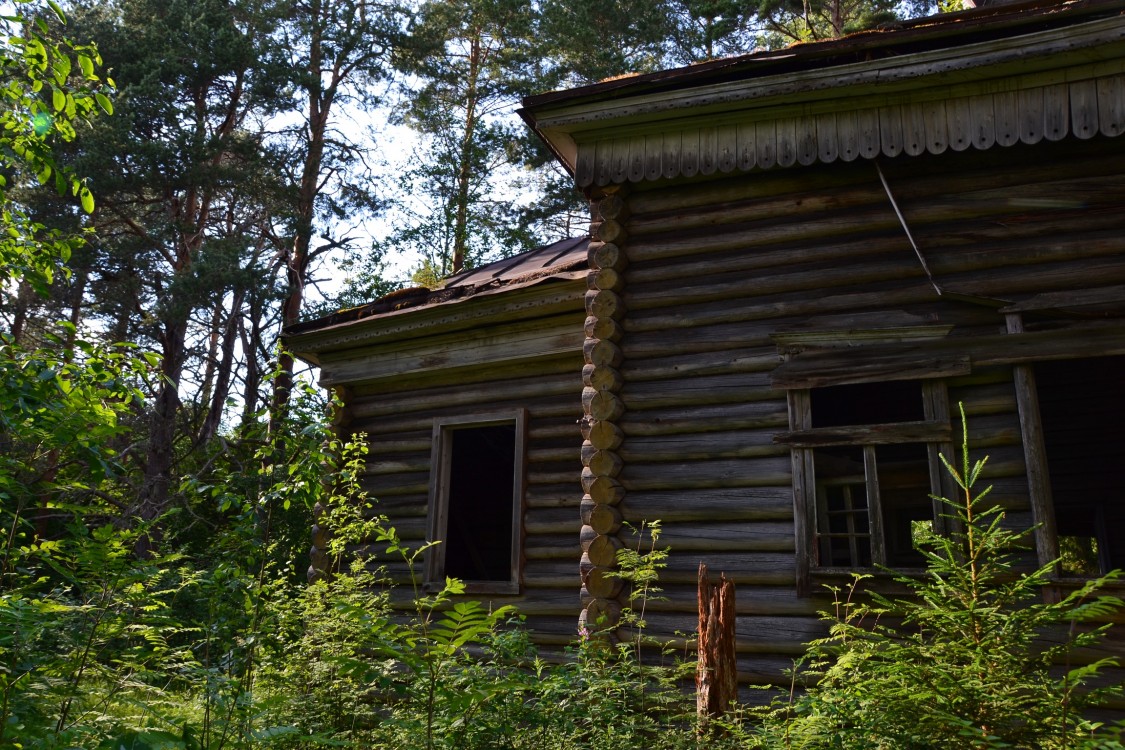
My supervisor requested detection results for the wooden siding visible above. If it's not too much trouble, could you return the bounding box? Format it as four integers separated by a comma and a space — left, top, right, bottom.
616, 134, 1125, 691
577, 71, 1125, 187
318, 286, 588, 646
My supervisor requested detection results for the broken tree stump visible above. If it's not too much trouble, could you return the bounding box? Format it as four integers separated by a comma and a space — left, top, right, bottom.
697, 562, 737, 724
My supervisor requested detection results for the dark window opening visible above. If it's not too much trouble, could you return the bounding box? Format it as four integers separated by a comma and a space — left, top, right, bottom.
443, 424, 516, 582
1035, 355, 1125, 575
811, 380, 925, 428
809, 381, 935, 569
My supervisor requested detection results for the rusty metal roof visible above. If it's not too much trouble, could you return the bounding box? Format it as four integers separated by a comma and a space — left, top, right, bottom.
285, 236, 588, 337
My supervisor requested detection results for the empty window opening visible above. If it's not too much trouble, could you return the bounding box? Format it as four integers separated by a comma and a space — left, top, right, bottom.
443, 424, 516, 582
1034, 355, 1125, 575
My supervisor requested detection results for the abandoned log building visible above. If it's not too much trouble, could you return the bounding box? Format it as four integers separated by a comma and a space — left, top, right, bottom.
286, 0, 1125, 694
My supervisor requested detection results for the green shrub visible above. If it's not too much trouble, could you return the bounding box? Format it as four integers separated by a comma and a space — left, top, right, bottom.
747, 406, 1124, 749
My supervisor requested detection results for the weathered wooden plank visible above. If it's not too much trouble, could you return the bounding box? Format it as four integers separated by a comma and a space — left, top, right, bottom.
576, 143, 596, 188
1098, 74, 1125, 137
320, 321, 585, 385
681, 128, 700, 178
621, 434, 787, 463
619, 400, 788, 437
624, 487, 793, 521
816, 111, 839, 163
699, 126, 718, 175
622, 372, 777, 410
969, 93, 996, 150
902, 101, 927, 156
946, 96, 973, 152
775, 420, 952, 447
611, 136, 631, 183
662, 130, 682, 180
857, 108, 880, 159
620, 345, 776, 383
628, 135, 647, 182
620, 457, 791, 490
999, 284, 1125, 313
737, 122, 756, 171
993, 90, 1019, 147
756, 119, 777, 169
879, 105, 904, 158
797, 116, 818, 166
837, 109, 861, 161
1006, 313, 1059, 572
774, 324, 1125, 387
717, 123, 738, 173
594, 138, 613, 186
1043, 82, 1070, 141
644, 132, 663, 181
1070, 78, 1100, 140
923, 100, 948, 153
776, 116, 797, 168
1018, 86, 1045, 144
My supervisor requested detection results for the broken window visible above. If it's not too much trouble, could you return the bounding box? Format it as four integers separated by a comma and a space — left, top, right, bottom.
425, 411, 525, 593
779, 379, 953, 589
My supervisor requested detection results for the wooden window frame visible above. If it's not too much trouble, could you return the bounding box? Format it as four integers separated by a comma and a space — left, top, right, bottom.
424, 409, 527, 595
782, 380, 956, 596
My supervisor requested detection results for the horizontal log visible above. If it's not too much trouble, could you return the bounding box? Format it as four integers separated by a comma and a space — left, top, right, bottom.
621, 429, 789, 462
646, 584, 826, 617
351, 395, 581, 436
620, 400, 788, 437
587, 419, 625, 449
622, 487, 793, 522
775, 420, 952, 447
622, 372, 779, 410
320, 313, 585, 386
350, 371, 579, 419
620, 457, 791, 491
349, 351, 581, 401
777, 323, 1125, 387
620, 345, 777, 382
642, 521, 795, 553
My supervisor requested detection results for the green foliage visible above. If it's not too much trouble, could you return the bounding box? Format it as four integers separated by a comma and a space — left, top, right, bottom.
746, 407, 1125, 749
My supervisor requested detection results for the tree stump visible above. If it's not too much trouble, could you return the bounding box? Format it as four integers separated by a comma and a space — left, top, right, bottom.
697, 562, 737, 724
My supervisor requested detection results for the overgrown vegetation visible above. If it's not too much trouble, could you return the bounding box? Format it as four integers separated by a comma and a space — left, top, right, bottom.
2, 3, 1123, 749
743, 408, 1125, 749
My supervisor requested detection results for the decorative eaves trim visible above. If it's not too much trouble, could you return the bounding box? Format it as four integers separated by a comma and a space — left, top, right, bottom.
576, 71, 1125, 187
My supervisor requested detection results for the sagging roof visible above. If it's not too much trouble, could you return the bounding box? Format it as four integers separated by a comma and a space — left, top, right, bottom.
284, 236, 588, 350
520, 0, 1125, 188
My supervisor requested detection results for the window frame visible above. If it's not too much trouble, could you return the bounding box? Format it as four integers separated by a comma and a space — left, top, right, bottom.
782, 380, 956, 594
424, 409, 527, 595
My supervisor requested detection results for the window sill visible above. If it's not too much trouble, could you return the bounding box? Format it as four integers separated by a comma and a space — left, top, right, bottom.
423, 580, 520, 596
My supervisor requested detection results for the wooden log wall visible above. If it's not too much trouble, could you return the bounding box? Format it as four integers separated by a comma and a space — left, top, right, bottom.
318, 290, 588, 646
617, 134, 1125, 693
